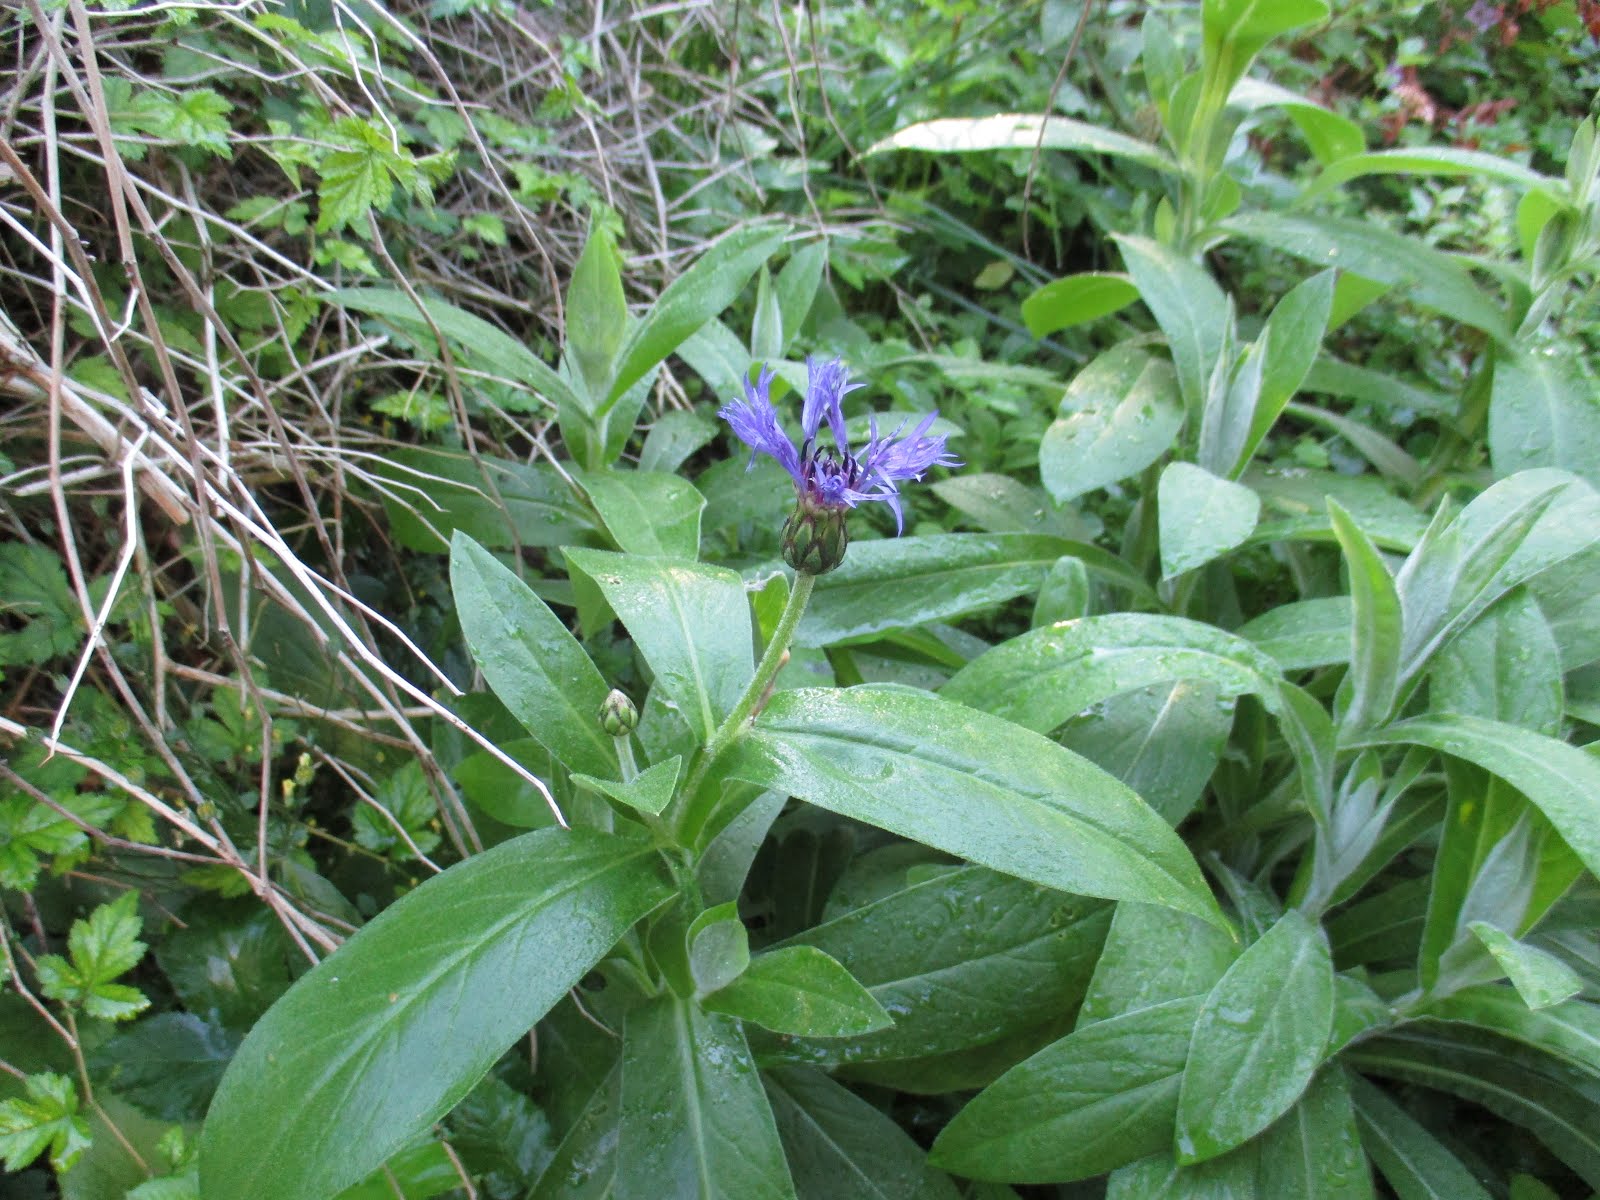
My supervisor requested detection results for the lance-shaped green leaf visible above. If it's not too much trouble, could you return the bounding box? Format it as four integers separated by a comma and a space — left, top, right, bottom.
330, 287, 587, 415
1305, 147, 1557, 204
1328, 499, 1402, 736
451, 533, 616, 779
764, 1068, 961, 1200
1158, 463, 1260, 579
1468, 923, 1583, 1010
566, 223, 630, 404
199, 828, 675, 1200
1202, 0, 1329, 96
798, 534, 1145, 646
614, 996, 795, 1200
1349, 1026, 1600, 1186
943, 613, 1283, 735
1256, 1069, 1374, 1200
606, 223, 787, 411
565, 548, 754, 744
1349, 1074, 1491, 1200
1353, 714, 1600, 880
1040, 344, 1185, 503
1078, 903, 1238, 1028
1231, 269, 1335, 475
703, 946, 891, 1038
1021, 273, 1140, 338
866, 114, 1176, 172
1114, 237, 1229, 415
930, 995, 1204, 1183
1176, 909, 1335, 1163
1222, 213, 1509, 340
581, 470, 705, 559
752, 866, 1108, 1065
727, 688, 1224, 929
1420, 986, 1600, 1076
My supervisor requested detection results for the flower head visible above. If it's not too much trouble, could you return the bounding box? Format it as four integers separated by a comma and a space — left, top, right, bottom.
718, 356, 958, 571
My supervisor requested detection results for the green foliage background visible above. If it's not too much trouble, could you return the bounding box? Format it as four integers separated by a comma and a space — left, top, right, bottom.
2, 0, 1600, 1197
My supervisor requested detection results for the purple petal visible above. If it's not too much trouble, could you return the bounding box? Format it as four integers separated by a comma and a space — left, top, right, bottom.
862, 411, 960, 483
718, 365, 800, 482
802, 356, 859, 448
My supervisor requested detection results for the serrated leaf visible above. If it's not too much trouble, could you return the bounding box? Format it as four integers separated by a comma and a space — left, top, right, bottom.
0, 1073, 91, 1173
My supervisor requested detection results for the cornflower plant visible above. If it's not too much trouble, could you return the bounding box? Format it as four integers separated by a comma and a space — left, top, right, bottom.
196, 340, 1219, 1200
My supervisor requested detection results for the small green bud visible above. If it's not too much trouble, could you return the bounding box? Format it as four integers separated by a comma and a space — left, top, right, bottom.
599, 688, 638, 736
782, 500, 849, 575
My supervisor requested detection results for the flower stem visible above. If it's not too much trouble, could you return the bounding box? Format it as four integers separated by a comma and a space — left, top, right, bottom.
673, 570, 816, 845
614, 734, 639, 783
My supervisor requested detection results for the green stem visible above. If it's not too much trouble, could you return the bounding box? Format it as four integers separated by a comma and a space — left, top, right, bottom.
614, 733, 639, 783
673, 569, 817, 845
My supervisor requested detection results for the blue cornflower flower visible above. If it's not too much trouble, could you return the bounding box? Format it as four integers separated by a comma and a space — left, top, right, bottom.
719, 356, 958, 573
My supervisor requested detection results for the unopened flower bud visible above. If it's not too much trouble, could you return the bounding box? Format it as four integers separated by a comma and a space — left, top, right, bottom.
782, 499, 850, 575
599, 689, 638, 736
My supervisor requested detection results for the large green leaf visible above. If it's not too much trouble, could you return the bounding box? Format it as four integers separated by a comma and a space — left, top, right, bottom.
798, 534, 1135, 647
451, 534, 616, 779
1202, 0, 1329, 95
607, 224, 787, 410
1106, 1146, 1260, 1199
1239, 597, 1352, 669
1223, 213, 1508, 340
329, 287, 587, 414
1256, 1069, 1374, 1200
1158, 463, 1260, 579
754, 866, 1108, 1065
1328, 499, 1402, 736
942, 613, 1283, 735
614, 996, 795, 1200
1078, 902, 1237, 1028
867, 114, 1176, 172
1056, 680, 1234, 825
1421, 987, 1600, 1077
703, 945, 891, 1038
1488, 350, 1600, 489
1176, 910, 1335, 1163
1350, 1027, 1600, 1187
1355, 714, 1600, 879
581, 469, 705, 559
199, 828, 675, 1200
565, 548, 753, 744
727, 687, 1225, 928
371, 448, 596, 554
1349, 1074, 1492, 1200
1021, 273, 1140, 338
930, 995, 1204, 1183
764, 1068, 961, 1200
1114, 239, 1229, 415
1306, 148, 1557, 203
1039, 344, 1185, 503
